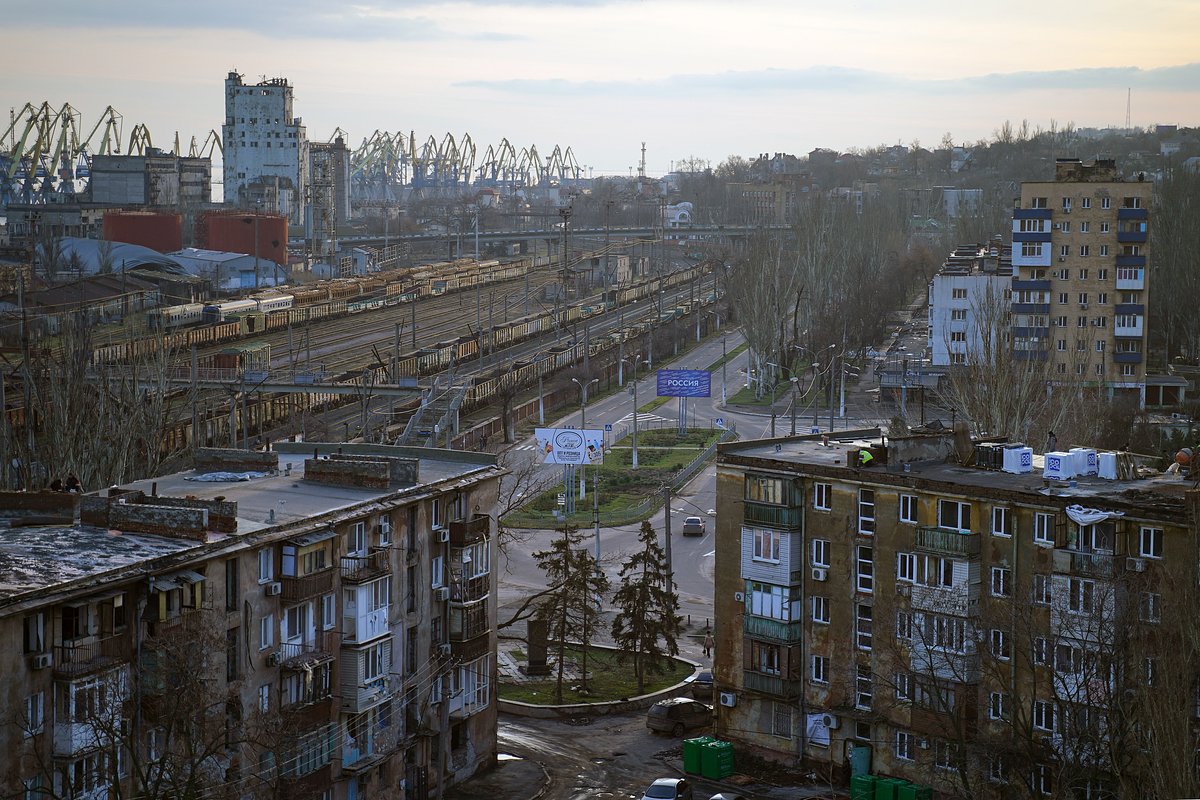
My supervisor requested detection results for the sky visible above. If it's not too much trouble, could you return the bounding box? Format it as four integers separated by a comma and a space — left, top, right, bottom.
3, 0, 1199, 177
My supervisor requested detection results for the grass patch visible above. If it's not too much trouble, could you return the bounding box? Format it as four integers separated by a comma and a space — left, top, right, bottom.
638, 396, 671, 413
726, 383, 780, 406
705, 341, 748, 372
499, 646, 688, 704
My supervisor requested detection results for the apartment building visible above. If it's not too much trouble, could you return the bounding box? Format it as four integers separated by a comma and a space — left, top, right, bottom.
713, 431, 1199, 799
0, 443, 502, 800
222, 72, 309, 224
927, 241, 1012, 367
1011, 159, 1152, 404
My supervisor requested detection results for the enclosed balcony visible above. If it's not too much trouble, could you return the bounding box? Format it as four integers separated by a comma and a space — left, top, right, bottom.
743, 501, 802, 529
449, 514, 489, 546
743, 615, 804, 644
915, 526, 981, 559
742, 671, 803, 699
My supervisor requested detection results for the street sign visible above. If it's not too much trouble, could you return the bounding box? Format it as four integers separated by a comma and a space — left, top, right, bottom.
715, 417, 725, 428
811, 426, 821, 434
557, 493, 566, 507
604, 423, 613, 432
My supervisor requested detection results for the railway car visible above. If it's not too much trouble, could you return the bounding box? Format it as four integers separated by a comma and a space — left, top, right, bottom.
202, 299, 258, 325
147, 303, 205, 330
253, 293, 295, 314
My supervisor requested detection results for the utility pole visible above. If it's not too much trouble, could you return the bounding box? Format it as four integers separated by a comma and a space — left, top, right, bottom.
593, 470, 600, 561
662, 486, 673, 590
411, 295, 417, 348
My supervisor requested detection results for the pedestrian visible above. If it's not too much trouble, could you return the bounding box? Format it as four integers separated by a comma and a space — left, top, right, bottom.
49, 477, 64, 493
702, 631, 714, 659
1046, 430, 1058, 453
65, 473, 82, 494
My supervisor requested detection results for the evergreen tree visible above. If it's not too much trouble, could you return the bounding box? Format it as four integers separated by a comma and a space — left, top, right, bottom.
610, 520, 683, 694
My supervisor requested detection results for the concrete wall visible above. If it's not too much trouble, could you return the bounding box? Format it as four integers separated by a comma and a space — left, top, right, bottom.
193, 447, 279, 474
0, 491, 79, 518
303, 457, 389, 489
109, 503, 208, 539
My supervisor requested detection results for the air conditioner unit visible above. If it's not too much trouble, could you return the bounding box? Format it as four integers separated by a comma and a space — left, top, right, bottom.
265, 581, 283, 597
437, 529, 450, 543
1052, 223, 1061, 230
378, 523, 392, 539
266, 651, 282, 667
435, 586, 450, 601
733, 591, 744, 603
919, 738, 931, 750
1080, 303, 1088, 309
438, 643, 452, 656
1058, 257, 1066, 262
30, 653, 52, 670
811, 567, 828, 582
821, 713, 840, 730
1126, 557, 1146, 573
719, 692, 737, 708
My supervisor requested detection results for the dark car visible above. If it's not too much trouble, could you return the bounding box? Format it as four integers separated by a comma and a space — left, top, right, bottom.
689, 669, 714, 700
682, 516, 706, 536
646, 697, 713, 736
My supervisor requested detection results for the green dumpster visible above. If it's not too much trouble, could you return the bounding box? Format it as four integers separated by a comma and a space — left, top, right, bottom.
850, 774, 877, 800
700, 740, 735, 780
896, 783, 917, 800
682, 736, 715, 775
874, 777, 904, 800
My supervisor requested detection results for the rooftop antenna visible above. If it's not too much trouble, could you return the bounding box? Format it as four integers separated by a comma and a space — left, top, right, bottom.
638, 141, 646, 180
1125, 87, 1131, 130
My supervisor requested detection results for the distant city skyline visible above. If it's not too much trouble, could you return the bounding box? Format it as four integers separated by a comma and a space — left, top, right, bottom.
3, 0, 1198, 176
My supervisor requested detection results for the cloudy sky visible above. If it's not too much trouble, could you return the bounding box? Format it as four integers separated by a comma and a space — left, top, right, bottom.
3, 0, 1197, 176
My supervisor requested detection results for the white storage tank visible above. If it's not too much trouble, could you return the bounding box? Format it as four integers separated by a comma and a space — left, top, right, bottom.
1002, 445, 1034, 474
1044, 451, 1076, 480
1098, 452, 1118, 480
1070, 447, 1098, 476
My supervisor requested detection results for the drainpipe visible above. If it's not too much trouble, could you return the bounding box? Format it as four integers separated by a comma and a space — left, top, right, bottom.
798, 477, 808, 764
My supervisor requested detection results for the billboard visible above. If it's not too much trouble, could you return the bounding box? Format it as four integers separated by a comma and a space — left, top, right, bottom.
534, 428, 606, 465
656, 369, 711, 398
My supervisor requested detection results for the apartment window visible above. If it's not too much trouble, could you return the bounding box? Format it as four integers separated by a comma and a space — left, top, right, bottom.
1059, 245, 1070, 257
811, 539, 830, 568
1034, 512, 1055, 544
1141, 591, 1161, 623
23, 612, 44, 654
897, 552, 916, 583
1033, 700, 1055, 731
1057, 292, 1068, 305
812, 482, 831, 510
1076, 339, 1087, 351
407, 506, 418, 552
1139, 526, 1163, 559
258, 548, 273, 582
1099, 244, 1109, 256
991, 506, 1012, 537
858, 489, 876, 534
893, 672, 912, 701
751, 528, 782, 562
1055, 315, 1067, 327
856, 546, 874, 593
1078, 292, 1089, 305
1060, 220, 1071, 233
1033, 574, 1052, 605
949, 331, 966, 343
1032, 763, 1053, 796
855, 664, 873, 710
1030, 196, 1047, 209
855, 604, 873, 650
746, 474, 785, 504
378, 515, 392, 546
951, 287, 967, 299
1080, 245, 1090, 257
1101, 197, 1111, 209
749, 583, 794, 624
811, 596, 829, 624
321, 594, 336, 630
811, 655, 829, 684
1098, 268, 1107, 280
1062, 197, 1072, 211
432, 555, 445, 588
23, 692, 44, 737
895, 730, 914, 761
259, 614, 274, 650
258, 683, 270, 713
950, 353, 965, 365
937, 499, 971, 531
1033, 636, 1050, 665
1068, 577, 1095, 614
1121, 364, 1135, 377
991, 566, 1011, 597
924, 614, 967, 652
895, 610, 913, 641
1021, 241, 1041, 258
951, 308, 967, 321
899, 494, 918, 524
1123, 196, 1143, 209
989, 754, 1010, 784
1095, 363, 1105, 376
935, 740, 958, 771
771, 701, 792, 738
226, 628, 240, 683
1097, 292, 1107, 305
989, 692, 1010, 721
990, 629, 1011, 660
431, 498, 442, 529
225, 558, 239, 612
1080, 221, 1090, 233
1145, 657, 1157, 686
1081, 197, 1091, 209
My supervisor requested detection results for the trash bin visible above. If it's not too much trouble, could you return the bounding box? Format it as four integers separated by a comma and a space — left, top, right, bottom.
850, 774, 877, 800
897, 784, 931, 800
700, 739, 735, 779
682, 736, 714, 775
874, 777, 904, 800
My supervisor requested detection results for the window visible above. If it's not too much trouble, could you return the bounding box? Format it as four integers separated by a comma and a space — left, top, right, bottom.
951, 287, 967, 299
23, 613, 44, 654
895, 730, 914, 761
1101, 196, 1111, 209
1078, 292, 1089, 305
1080, 245, 1090, 257
1141, 591, 1161, 623
1096, 340, 1106, 353
1033, 636, 1050, 665
1099, 244, 1109, 256
895, 610, 913, 641
1060, 220, 1071, 233
1059, 245, 1070, 257
749, 581, 798, 622
1077, 315, 1087, 328
1062, 197, 1072, 211
991, 507, 1012, 537
811, 596, 830, 624
258, 548, 273, 583
1068, 577, 1095, 614
855, 664, 873, 710
751, 527, 782, 562
1033, 574, 1052, 605
989, 754, 1009, 784
258, 684, 270, 713
937, 499, 971, 531
895, 672, 912, 701
225, 558, 239, 612
1033, 700, 1055, 731
1121, 364, 1135, 377
1145, 657, 1157, 686
858, 489, 875, 534
856, 546, 874, 593
1032, 763, 1053, 795
897, 552, 916, 583
259, 614, 274, 650
378, 515, 392, 546
1034, 512, 1055, 544
23, 692, 43, 737
1030, 196, 1047, 209
1055, 315, 1068, 327
812, 482, 831, 511
811, 539, 830, 568
1081, 197, 1091, 209
949, 331, 966, 343
899, 494, 918, 524
746, 474, 785, 504
431, 498, 442, 529
990, 629, 1011, 660
991, 566, 1011, 597
811, 655, 829, 684
1097, 292, 1108, 305
749, 640, 781, 675
923, 614, 968, 652
1139, 526, 1163, 559
321, 594, 336, 630
989, 691, 1010, 721
951, 308, 967, 321
855, 604, 873, 650
771, 701, 792, 738
1098, 268, 1107, 280
432, 555, 445, 588
935, 740, 958, 771
350, 522, 367, 556
1095, 316, 1107, 328
1080, 221, 1090, 232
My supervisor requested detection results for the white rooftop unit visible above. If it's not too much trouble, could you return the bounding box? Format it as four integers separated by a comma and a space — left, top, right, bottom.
1044, 451, 1076, 480
1002, 445, 1033, 474
1070, 447, 1098, 476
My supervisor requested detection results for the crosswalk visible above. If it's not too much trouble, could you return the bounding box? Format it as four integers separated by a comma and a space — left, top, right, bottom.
615, 411, 670, 425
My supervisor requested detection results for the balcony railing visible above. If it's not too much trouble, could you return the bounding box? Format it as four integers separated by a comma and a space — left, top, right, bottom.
915, 526, 981, 558
451, 633, 491, 662
340, 549, 390, 583
450, 574, 490, 603
54, 635, 127, 677
449, 515, 489, 546
742, 670, 803, 699
1052, 548, 1117, 579
743, 501, 802, 529
743, 615, 804, 644
281, 567, 336, 604
279, 630, 336, 668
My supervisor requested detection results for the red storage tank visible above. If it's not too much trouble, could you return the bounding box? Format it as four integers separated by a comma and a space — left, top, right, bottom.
201, 211, 287, 264
102, 211, 183, 253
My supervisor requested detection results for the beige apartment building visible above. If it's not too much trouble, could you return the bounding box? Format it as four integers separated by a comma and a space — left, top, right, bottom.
0, 443, 502, 800
1011, 159, 1152, 404
713, 431, 1199, 799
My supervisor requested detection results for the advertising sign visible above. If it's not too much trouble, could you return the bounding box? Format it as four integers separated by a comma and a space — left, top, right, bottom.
534, 428, 606, 465
656, 369, 711, 398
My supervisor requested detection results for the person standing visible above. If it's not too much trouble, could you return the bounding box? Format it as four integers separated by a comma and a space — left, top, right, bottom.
702, 631, 714, 659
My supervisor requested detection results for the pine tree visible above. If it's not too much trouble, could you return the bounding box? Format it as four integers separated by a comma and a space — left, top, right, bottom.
610, 520, 683, 694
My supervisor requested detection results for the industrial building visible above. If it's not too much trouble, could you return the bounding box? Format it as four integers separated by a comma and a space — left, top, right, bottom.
87, 149, 211, 209
713, 430, 1198, 799
0, 443, 502, 800
222, 72, 309, 225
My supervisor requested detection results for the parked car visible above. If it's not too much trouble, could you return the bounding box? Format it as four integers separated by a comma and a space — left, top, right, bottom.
708, 794, 748, 800
641, 777, 694, 800
646, 697, 713, 736
682, 516, 706, 536
689, 669, 714, 700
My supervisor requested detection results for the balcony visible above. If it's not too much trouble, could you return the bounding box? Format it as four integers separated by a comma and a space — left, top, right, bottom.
743, 615, 804, 644
145, 602, 213, 639
279, 630, 336, 668
448, 681, 491, 720
341, 674, 392, 714
54, 635, 127, 678
281, 567, 335, 604
342, 724, 400, 773
1011, 303, 1051, 315
1117, 230, 1148, 244
1116, 271, 1144, 290
449, 514, 489, 546
343, 605, 390, 644
908, 583, 978, 616
340, 549, 389, 583
1116, 254, 1146, 268
909, 644, 979, 683
450, 574, 490, 603
743, 501, 802, 529
451, 633, 491, 662
742, 670, 803, 699
915, 526, 980, 558
1052, 548, 1118, 579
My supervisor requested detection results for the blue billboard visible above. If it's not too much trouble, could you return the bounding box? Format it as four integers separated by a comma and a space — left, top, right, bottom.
656, 369, 711, 398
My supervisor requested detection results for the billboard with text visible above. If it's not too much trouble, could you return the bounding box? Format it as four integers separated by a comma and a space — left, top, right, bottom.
656, 369, 711, 398
534, 428, 606, 465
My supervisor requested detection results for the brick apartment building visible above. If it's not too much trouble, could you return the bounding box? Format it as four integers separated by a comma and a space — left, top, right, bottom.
0, 443, 502, 800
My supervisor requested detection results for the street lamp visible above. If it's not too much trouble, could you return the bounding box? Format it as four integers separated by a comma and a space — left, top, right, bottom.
789, 376, 799, 435
571, 377, 599, 429
621, 354, 649, 469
